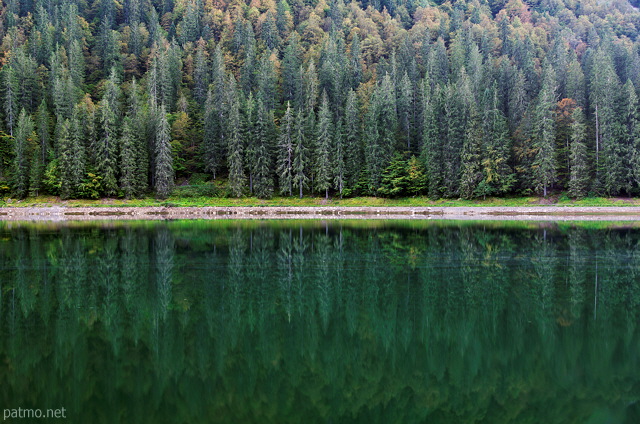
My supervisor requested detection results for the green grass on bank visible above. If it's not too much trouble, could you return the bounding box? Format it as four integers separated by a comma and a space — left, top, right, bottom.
2, 193, 640, 208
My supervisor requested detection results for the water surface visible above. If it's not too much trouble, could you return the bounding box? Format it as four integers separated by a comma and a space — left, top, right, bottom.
1, 220, 639, 423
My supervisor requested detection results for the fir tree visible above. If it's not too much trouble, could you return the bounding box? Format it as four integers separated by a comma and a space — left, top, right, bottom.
568, 107, 589, 198
315, 91, 332, 199
252, 101, 274, 199
292, 108, 309, 199
120, 116, 138, 198
277, 102, 294, 196
333, 118, 346, 197
154, 105, 174, 199
226, 77, 245, 197
97, 69, 121, 196
13, 109, 34, 198
3, 66, 18, 136
533, 65, 558, 197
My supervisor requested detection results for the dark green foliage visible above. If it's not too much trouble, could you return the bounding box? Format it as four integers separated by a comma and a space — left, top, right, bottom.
13, 109, 33, 198
314, 91, 332, 199
120, 117, 138, 199
378, 153, 409, 197
277, 103, 294, 196
532, 65, 557, 197
97, 70, 121, 197
2, 66, 18, 136
154, 105, 174, 199
1, 0, 640, 200
568, 107, 589, 199
378, 153, 427, 197
292, 108, 309, 199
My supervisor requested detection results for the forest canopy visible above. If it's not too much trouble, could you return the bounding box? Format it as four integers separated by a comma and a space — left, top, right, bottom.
1, 0, 640, 199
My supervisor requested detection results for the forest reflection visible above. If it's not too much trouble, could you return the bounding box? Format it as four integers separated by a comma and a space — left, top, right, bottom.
0, 220, 639, 424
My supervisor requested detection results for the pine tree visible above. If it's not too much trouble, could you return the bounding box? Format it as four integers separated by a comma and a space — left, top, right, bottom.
481, 86, 515, 196
28, 142, 43, 197
193, 39, 209, 105
568, 107, 589, 198
59, 117, 75, 199
315, 91, 332, 199
533, 65, 558, 197
277, 102, 294, 196
120, 116, 138, 198
397, 71, 414, 151
422, 81, 445, 198
292, 108, 309, 199
97, 69, 121, 196
344, 89, 361, 190
226, 77, 245, 197
68, 105, 86, 194
282, 32, 303, 108
252, 100, 274, 199
154, 105, 174, 199
3, 66, 18, 136
242, 93, 257, 193
13, 109, 34, 198
459, 105, 483, 199
36, 99, 50, 164
333, 118, 346, 197
257, 50, 277, 111
203, 89, 221, 178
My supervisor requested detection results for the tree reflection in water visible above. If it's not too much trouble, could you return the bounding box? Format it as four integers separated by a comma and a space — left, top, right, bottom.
0, 220, 639, 424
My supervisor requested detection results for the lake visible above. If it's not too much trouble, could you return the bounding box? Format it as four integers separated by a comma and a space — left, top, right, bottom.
0, 220, 639, 423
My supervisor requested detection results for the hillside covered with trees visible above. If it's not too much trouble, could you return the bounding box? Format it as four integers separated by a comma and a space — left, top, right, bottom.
1, 0, 640, 199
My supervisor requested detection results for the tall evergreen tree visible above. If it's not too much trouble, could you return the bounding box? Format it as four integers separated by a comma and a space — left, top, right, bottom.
292, 108, 309, 199
533, 65, 558, 197
226, 77, 245, 197
3, 66, 18, 136
344, 89, 361, 190
315, 91, 332, 199
120, 116, 138, 198
252, 100, 274, 199
333, 118, 346, 197
13, 109, 34, 198
97, 69, 121, 196
154, 105, 174, 199
277, 102, 294, 196
568, 107, 589, 198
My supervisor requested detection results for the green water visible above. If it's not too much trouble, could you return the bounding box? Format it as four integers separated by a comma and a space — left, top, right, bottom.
1, 220, 639, 424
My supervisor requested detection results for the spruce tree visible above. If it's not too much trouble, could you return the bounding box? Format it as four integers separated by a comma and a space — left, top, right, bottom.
154, 105, 174, 199
314, 91, 332, 199
344, 89, 361, 190
568, 107, 589, 198
193, 39, 209, 105
533, 65, 558, 197
277, 102, 294, 196
13, 109, 34, 198
68, 105, 86, 194
120, 116, 138, 198
97, 69, 121, 196
58, 118, 74, 199
333, 118, 346, 197
252, 101, 274, 199
36, 99, 50, 164
3, 65, 18, 136
226, 77, 245, 197
292, 108, 309, 199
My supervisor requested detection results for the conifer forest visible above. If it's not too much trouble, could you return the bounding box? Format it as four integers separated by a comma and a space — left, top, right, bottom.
1, 0, 640, 200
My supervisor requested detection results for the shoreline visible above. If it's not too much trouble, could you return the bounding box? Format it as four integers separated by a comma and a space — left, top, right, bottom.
2, 206, 640, 221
